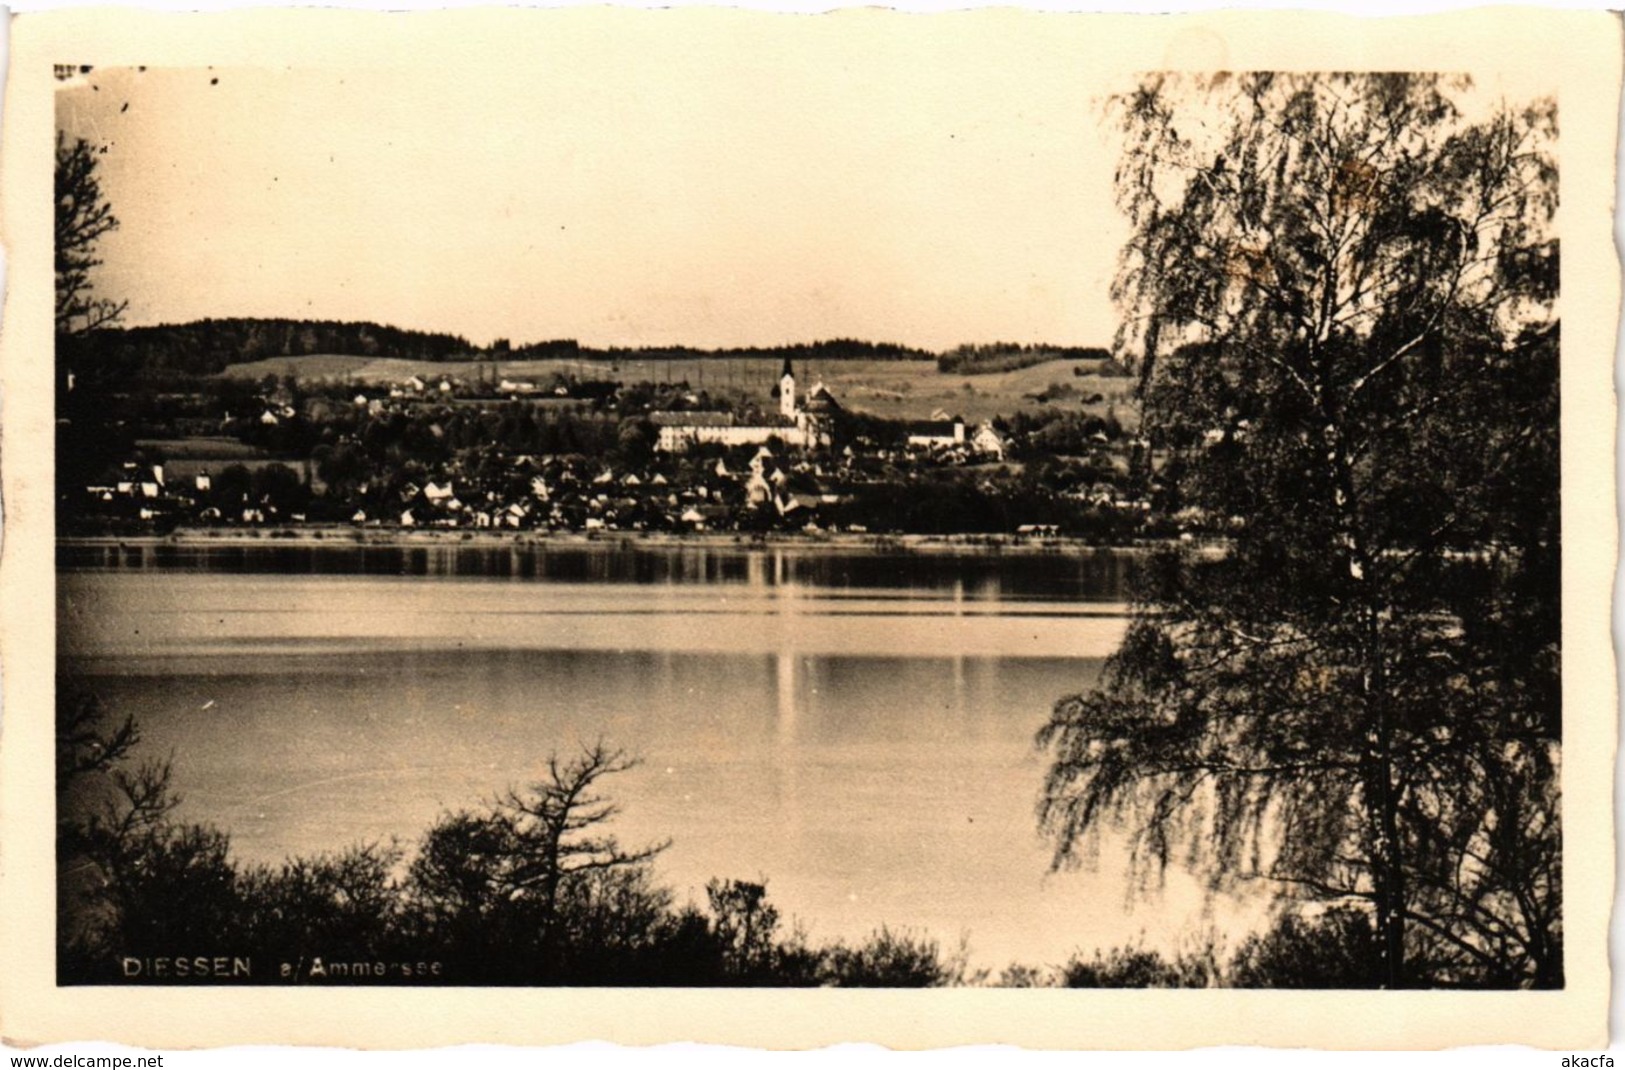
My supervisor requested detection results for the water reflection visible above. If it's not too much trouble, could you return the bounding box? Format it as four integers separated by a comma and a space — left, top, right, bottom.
53, 547, 1196, 968
777, 649, 797, 741
59, 540, 1136, 603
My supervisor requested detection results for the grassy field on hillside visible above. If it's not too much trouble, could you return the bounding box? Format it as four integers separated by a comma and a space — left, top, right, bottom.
219, 355, 1137, 425
133, 436, 272, 459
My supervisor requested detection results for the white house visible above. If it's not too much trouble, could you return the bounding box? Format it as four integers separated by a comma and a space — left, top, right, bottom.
906, 413, 967, 449
971, 424, 1008, 461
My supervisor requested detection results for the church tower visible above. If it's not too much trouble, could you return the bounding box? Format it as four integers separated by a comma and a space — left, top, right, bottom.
778, 357, 796, 420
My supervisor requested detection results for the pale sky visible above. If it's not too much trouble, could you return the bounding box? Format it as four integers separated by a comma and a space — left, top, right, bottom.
53, 10, 1562, 352
55, 19, 1135, 350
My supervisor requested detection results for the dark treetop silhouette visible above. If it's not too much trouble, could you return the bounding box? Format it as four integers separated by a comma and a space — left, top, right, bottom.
1038, 72, 1560, 989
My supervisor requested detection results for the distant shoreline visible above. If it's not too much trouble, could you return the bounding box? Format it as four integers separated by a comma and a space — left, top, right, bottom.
57, 526, 1172, 556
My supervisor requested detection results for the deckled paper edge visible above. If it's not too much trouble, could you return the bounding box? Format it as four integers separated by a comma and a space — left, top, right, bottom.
0, 5, 1616, 1051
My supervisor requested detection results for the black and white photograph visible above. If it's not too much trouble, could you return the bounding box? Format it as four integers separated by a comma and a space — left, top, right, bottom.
2, 3, 1619, 1053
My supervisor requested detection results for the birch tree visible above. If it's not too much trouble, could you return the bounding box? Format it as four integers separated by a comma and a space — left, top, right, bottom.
1038, 73, 1560, 988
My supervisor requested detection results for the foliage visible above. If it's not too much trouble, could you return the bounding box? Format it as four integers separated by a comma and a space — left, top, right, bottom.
601, 339, 932, 363
1059, 944, 1218, 988
56, 686, 242, 979
1004, 408, 1126, 457
68, 318, 475, 380
702, 879, 825, 985
1055, 915, 1376, 989
937, 343, 1110, 375
237, 843, 407, 960
56, 132, 128, 337
705, 878, 786, 979
404, 743, 671, 979
72, 326, 942, 382
992, 962, 1049, 987
820, 927, 973, 987
1038, 73, 1560, 988
1229, 908, 1378, 988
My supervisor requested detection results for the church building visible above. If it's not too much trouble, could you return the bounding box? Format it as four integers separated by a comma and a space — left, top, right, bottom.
651, 358, 842, 453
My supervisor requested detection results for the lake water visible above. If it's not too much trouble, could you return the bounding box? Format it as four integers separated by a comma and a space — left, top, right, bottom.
58, 541, 1255, 972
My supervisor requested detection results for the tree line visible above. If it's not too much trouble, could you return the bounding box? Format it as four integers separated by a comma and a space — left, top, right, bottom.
937, 343, 1111, 375
59, 318, 475, 381
60, 315, 1129, 383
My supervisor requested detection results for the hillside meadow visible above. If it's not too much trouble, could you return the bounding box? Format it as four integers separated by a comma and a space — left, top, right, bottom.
216, 355, 1136, 425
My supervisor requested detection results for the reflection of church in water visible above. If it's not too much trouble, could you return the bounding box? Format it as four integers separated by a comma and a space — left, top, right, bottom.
741, 548, 990, 741
651, 359, 843, 453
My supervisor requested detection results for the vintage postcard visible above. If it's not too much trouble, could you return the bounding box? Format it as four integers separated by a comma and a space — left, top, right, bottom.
0, 3, 1618, 1052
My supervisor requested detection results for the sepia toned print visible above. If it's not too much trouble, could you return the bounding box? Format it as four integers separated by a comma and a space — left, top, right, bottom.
3, 6, 1618, 1050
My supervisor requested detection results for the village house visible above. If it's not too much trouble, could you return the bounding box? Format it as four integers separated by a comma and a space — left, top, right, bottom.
970, 424, 1008, 461
905, 411, 966, 450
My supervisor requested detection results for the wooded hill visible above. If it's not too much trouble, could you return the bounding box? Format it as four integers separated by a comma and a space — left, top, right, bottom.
62, 319, 1109, 381
61, 318, 475, 380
